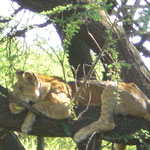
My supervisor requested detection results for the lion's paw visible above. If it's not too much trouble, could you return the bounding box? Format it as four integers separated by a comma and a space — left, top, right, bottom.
98, 120, 115, 131
73, 120, 116, 143
73, 127, 92, 143
9, 103, 25, 114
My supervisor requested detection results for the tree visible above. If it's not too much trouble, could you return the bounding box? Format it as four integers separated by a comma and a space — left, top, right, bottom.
0, 0, 150, 150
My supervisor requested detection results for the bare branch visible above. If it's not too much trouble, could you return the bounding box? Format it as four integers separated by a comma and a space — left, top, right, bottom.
8, 19, 51, 38
0, 7, 23, 23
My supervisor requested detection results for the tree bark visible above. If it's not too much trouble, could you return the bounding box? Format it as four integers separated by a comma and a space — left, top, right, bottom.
68, 36, 96, 79
37, 136, 44, 150
77, 16, 150, 97
0, 94, 150, 146
0, 131, 25, 150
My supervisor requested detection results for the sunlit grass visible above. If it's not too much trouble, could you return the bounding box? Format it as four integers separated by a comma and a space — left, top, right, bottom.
18, 133, 76, 150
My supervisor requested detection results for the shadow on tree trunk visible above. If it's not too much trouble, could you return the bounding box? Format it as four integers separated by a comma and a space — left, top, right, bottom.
0, 131, 25, 150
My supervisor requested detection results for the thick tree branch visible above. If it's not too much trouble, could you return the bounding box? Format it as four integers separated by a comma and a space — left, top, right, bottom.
7, 20, 51, 38
0, 132, 25, 150
0, 94, 150, 145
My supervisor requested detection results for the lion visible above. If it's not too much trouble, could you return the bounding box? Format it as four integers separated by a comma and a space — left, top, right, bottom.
9, 71, 150, 150
71, 80, 150, 143
9, 70, 71, 134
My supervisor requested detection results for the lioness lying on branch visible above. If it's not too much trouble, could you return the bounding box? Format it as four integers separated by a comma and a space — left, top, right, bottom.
9, 71, 150, 149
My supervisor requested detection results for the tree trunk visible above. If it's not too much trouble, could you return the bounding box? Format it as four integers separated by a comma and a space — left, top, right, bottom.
37, 136, 44, 150
77, 16, 150, 97
68, 36, 96, 79
0, 131, 25, 150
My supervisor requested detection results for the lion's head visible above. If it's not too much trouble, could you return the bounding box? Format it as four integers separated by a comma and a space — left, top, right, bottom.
9, 70, 51, 114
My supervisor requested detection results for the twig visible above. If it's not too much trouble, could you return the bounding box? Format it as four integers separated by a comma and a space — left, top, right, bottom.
86, 131, 97, 150
74, 30, 106, 102
77, 92, 91, 119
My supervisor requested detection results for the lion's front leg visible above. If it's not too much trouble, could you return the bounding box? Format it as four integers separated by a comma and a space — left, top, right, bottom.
21, 101, 53, 134
21, 111, 36, 134
74, 86, 117, 143
21, 95, 71, 134
32, 94, 71, 120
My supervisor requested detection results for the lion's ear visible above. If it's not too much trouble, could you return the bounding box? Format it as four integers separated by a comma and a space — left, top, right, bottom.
23, 72, 38, 85
16, 70, 24, 79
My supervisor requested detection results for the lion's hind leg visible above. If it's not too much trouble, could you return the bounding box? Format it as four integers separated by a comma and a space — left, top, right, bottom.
74, 86, 117, 143
98, 85, 118, 130
73, 120, 105, 143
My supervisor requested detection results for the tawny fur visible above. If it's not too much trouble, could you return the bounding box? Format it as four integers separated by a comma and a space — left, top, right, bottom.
9, 71, 71, 133
9, 71, 150, 150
